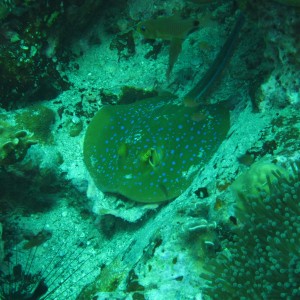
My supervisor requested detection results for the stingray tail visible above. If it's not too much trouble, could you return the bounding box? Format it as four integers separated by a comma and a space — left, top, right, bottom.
183, 12, 245, 107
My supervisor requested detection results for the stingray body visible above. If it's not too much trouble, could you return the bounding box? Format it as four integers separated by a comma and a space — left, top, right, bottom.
83, 14, 244, 203
83, 98, 229, 203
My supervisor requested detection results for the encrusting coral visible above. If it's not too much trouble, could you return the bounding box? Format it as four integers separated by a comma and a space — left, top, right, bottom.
201, 160, 300, 299
0, 119, 36, 166
231, 160, 289, 197
0, 105, 55, 166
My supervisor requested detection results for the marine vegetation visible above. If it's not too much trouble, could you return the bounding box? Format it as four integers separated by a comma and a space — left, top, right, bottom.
201, 161, 300, 299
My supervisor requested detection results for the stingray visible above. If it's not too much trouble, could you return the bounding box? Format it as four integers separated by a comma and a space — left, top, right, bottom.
83, 13, 244, 203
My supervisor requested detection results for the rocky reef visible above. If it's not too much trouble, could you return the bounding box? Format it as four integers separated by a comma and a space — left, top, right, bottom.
0, 0, 299, 299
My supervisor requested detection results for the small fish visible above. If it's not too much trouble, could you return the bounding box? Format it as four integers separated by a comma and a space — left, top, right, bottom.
137, 15, 199, 78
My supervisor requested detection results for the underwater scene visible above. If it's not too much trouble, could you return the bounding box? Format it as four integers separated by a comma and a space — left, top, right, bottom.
0, 0, 300, 299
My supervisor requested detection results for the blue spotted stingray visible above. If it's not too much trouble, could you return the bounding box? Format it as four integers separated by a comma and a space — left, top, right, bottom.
83, 98, 229, 203
83, 14, 244, 203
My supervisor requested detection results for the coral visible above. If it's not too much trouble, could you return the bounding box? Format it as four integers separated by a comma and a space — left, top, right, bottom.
15, 105, 55, 143
0, 0, 106, 106
0, 105, 55, 166
182, 218, 218, 265
0, 118, 36, 166
83, 98, 230, 203
231, 160, 288, 197
0, 15, 69, 106
201, 161, 300, 299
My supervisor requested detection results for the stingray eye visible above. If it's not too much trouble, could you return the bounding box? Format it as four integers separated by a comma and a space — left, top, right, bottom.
149, 148, 162, 168
140, 25, 146, 32
140, 149, 151, 162
140, 148, 162, 168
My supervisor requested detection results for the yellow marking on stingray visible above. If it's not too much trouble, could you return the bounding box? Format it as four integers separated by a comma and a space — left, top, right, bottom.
140, 147, 163, 168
